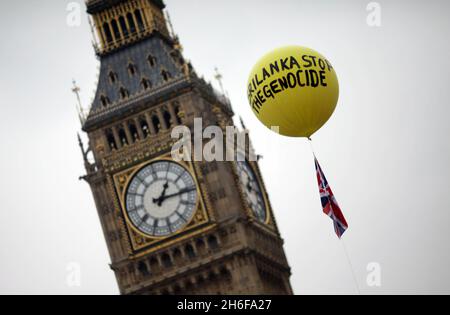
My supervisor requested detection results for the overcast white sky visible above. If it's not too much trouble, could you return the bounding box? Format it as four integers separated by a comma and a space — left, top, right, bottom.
0, 0, 449, 295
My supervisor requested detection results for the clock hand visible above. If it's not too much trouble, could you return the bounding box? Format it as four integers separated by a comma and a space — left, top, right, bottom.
153, 181, 170, 207
155, 187, 196, 205
167, 187, 197, 199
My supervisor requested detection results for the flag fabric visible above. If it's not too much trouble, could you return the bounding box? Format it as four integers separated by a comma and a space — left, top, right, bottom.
314, 157, 348, 238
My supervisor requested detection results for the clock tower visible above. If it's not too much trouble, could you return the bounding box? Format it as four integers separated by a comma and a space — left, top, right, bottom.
79, 0, 292, 295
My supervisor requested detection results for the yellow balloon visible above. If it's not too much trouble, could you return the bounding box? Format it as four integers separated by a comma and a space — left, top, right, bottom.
247, 46, 339, 138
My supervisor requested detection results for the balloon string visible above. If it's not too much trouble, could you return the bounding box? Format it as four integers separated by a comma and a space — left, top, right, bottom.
308, 137, 316, 158
308, 137, 360, 294
341, 239, 362, 295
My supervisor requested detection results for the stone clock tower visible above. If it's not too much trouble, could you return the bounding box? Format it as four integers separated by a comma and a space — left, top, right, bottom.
79, 0, 292, 295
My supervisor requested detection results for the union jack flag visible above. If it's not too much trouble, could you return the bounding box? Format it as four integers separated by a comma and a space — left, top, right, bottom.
315, 157, 348, 238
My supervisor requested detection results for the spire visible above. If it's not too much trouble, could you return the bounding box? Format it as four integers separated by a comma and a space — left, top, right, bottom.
165, 11, 182, 51
87, 15, 99, 52
214, 67, 225, 95
78, 132, 97, 175
165, 11, 175, 39
213, 67, 232, 110
239, 116, 247, 130
77, 133, 87, 161
72, 80, 86, 125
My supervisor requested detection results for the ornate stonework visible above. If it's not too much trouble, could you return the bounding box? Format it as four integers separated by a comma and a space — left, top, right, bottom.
80, 0, 292, 295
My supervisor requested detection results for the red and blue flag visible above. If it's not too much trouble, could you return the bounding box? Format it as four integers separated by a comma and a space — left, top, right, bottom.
315, 157, 348, 238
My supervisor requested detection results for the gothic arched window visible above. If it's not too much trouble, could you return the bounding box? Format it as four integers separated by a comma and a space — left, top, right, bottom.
196, 239, 206, 255
127, 12, 136, 34
161, 254, 173, 268
185, 244, 196, 259
118, 128, 128, 146
141, 78, 152, 90
111, 19, 121, 41
119, 87, 129, 99
103, 23, 113, 43
128, 63, 137, 76
134, 9, 145, 32
196, 275, 205, 285
173, 285, 182, 294
208, 271, 217, 281
184, 280, 194, 291
152, 115, 161, 133
163, 110, 172, 128
173, 248, 182, 264
108, 71, 118, 84
118, 16, 129, 38
162, 70, 172, 82
149, 257, 159, 272
147, 55, 157, 67
220, 267, 232, 281
100, 95, 110, 107
139, 117, 150, 137
128, 121, 139, 142
138, 261, 149, 276
207, 235, 219, 251
105, 129, 116, 151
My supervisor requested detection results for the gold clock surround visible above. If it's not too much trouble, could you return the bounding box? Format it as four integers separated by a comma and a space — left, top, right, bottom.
112, 153, 214, 255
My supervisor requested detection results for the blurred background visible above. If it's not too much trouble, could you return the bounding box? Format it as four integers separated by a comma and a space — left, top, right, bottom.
0, 0, 449, 294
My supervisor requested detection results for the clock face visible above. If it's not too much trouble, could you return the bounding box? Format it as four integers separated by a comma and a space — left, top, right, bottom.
236, 157, 268, 223
125, 161, 199, 237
